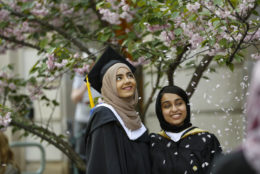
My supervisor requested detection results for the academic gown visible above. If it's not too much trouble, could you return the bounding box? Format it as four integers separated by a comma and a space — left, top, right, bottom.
150, 127, 222, 174
212, 149, 256, 174
85, 105, 151, 174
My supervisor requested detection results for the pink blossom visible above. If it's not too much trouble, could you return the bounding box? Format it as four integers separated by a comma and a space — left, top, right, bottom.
0, 72, 7, 78
147, 24, 170, 32
74, 64, 90, 75
107, 0, 119, 10
21, 21, 38, 33
99, 8, 121, 25
120, 12, 133, 22
31, 8, 49, 16
246, 29, 260, 41
31, 3, 49, 17
60, 3, 74, 16
98, 97, 104, 104
8, 83, 16, 90
47, 54, 55, 70
50, 18, 64, 27
122, 4, 130, 12
0, 112, 12, 131
54, 59, 68, 68
160, 31, 175, 46
0, 80, 8, 88
46, 76, 55, 83
60, 3, 69, 11
0, 9, 10, 20
186, 2, 200, 12
73, 53, 80, 59
251, 53, 260, 60
190, 33, 204, 48
127, 57, 150, 66
27, 84, 43, 101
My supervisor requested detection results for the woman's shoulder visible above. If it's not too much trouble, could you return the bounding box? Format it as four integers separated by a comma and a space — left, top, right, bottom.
183, 128, 222, 151
149, 132, 170, 144
87, 106, 118, 134
92, 105, 117, 120
184, 128, 219, 142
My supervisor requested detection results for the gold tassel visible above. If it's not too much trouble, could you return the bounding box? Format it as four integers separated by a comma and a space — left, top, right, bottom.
85, 75, 95, 108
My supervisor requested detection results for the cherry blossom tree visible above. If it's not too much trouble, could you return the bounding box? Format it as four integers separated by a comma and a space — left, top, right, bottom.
0, 0, 260, 171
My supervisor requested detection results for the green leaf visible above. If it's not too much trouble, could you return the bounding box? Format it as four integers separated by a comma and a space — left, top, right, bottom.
252, 10, 259, 16
137, 0, 146, 7
201, 40, 209, 47
39, 38, 49, 49
131, 0, 137, 4
212, 20, 220, 27
96, 1, 105, 10
202, 76, 210, 80
29, 60, 40, 74
174, 28, 182, 36
52, 100, 59, 106
0, 21, 9, 29
219, 38, 227, 47
214, 0, 223, 6
229, 0, 239, 7
171, 12, 180, 19
21, 2, 34, 11
41, 95, 50, 101
100, 34, 110, 42
228, 63, 234, 72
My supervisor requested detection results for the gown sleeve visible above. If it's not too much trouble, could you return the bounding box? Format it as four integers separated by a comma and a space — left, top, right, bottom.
85, 107, 127, 174
203, 133, 222, 173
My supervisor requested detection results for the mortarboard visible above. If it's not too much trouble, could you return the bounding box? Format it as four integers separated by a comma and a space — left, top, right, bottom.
87, 46, 136, 93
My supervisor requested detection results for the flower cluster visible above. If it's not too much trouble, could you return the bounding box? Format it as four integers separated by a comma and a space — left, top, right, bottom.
74, 64, 90, 75
127, 56, 150, 66
0, 112, 11, 131
0, 71, 17, 94
27, 82, 44, 100
251, 53, 260, 60
99, 0, 135, 25
47, 53, 68, 70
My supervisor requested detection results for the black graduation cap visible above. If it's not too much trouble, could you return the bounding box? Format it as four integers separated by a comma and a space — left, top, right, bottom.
87, 46, 136, 93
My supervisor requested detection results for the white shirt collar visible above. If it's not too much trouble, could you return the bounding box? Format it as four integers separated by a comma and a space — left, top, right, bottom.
165, 127, 190, 142
96, 103, 147, 140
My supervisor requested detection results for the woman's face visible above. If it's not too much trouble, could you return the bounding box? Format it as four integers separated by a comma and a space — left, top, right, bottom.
116, 67, 136, 98
161, 93, 187, 127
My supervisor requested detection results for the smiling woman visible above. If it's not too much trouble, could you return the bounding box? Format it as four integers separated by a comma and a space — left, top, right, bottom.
150, 85, 222, 174
161, 93, 187, 127
116, 67, 136, 98
84, 46, 151, 174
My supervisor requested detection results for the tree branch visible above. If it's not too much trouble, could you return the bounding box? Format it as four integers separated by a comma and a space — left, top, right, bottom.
142, 62, 162, 117
10, 118, 85, 171
167, 44, 190, 85
1, 4, 96, 60
186, 55, 213, 99
227, 22, 249, 64
0, 34, 45, 52
89, 0, 109, 28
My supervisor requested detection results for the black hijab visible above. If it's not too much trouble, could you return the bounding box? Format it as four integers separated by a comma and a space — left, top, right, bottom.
156, 85, 192, 133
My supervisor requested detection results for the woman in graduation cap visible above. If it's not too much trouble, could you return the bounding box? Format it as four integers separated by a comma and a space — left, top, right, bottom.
150, 85, 222, 174
84, 47, 151, 174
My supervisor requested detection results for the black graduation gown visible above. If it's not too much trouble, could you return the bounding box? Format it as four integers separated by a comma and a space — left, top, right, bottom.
212, 149, 256, 174
85, 106, 151, 174
150, 127, 222, 174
